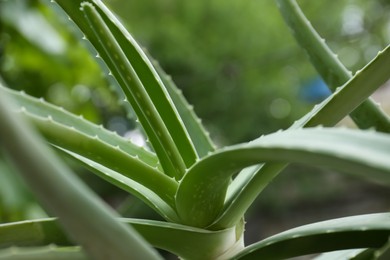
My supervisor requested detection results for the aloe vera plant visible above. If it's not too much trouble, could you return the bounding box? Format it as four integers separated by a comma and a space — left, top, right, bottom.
0, 0, 390, 259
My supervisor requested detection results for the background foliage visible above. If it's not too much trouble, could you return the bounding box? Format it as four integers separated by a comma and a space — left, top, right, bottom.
2, 0, 390, 142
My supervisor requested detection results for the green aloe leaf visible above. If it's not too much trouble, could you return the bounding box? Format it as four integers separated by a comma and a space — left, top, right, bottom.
79, 2, 186, 177
0, 218, 238, 260
0, 85, 160, 168
176, 128, 390, 227
292, 44, 390, 129
214, 43, 390, 229
121, 218, 239, 259
0, 85, 177, 208
232, 213, 390, 259
58, 149, 179, 222
214, 0, 390, 234
0, 218, 71, 248
30, 113, 176, 207
0, 246, 86, 260
0, 87, 162, 259
276, 0, 390, 132
53, 0, 199, 178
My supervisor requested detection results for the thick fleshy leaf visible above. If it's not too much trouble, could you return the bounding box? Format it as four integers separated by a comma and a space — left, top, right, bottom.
0, 88, 162, 259
292, 44, 390, 129
276, 0, 390, 132
214, 43, 390, 229
0, 218, 239, 260
176, 128, 390, 227
0, 85, 177, 208
1, 85, 159, 168
59, 149, 179, 222
80, 2, 186, 177
217, 162, 285, 228
0, 246, 86, 260
216, 0, 390, 230
314, 249, 373, 260
232, 213, 390, 259
52, 0, 199, 178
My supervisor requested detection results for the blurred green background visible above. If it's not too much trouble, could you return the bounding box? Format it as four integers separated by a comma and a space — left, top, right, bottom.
1, 0, 389, 247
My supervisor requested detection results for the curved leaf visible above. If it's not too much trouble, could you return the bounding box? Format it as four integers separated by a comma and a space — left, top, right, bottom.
123, 218, 239, 260
1, 86, 178, 207
0, 219, 71, 249
0, 87, 162, 259
216, 162, 286, 229
1, 85, 159, 168
0, 218, 239, 260
276, 0, 390, 132
216, 2, 390, 229
53, 0, 199, 178
79, 2, 187, 178
176, 128, 390, 227
21, 112, 177, 207
0, 246, 86, 260
293, 44, 390, 129
214, 43, 390, 229
90, 0, 199, 169
314, 249, 374, 260
233, 213, 390, 259
59, 149, 179, 222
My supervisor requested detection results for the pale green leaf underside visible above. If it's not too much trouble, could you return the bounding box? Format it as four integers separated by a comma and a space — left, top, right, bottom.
314, 249, 372, 260
176, 128, 390, 227
233, 213, 390, 259
0, 218, 237, 260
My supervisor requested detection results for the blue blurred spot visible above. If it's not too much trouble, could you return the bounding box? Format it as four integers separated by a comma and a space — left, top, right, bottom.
300, 78, 331, 102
